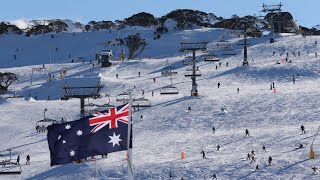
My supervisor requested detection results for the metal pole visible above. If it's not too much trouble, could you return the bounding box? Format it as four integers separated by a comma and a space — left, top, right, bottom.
49, 44, 52, 81
191, 50, 197, 96
311, 125, 320, 150
127, 91, 133, 180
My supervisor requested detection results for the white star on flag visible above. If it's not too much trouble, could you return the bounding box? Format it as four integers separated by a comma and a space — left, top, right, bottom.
76, 130, 83, 136
70, 150, 75, 157
58, 135, 61, 140
65, 124, 71, 130
108, 133, 122, 147
62, 140, 66, 144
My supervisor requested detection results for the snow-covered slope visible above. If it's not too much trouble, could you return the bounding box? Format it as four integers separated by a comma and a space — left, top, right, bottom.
1, 27, 320, 179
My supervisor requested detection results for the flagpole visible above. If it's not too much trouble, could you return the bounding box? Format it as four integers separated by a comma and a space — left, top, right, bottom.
127, 91, 133, 180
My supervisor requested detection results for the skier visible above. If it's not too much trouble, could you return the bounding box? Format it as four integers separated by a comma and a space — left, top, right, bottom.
245, 129, 250, 137
272, 51, 275, 56
272, 82, 275, 88
250, 156, 256, 163
316, 52, 318, 58
262, 145, 266, 152
246, 153, 251, 160
138, 72, 141, 77
270, 83, 273, 90
201, 150, 206, 159
142, 90, 145, 97
299, 143, 304, 149
188, 107, 191, 113
255, 165, 259, 171
26, 155, 30, 165
152, 90, 154, 97
268, 156, 272, 165
215, 65, 218, 70
237, 88, 239, 93
14, 54, 16, 60
153, 78, 156, 83
17, 155, 20, 165
251, 150, 255, 156
217, 145, 220, 151
212, 173, 217, 179
312, 167, 319, 174
212, 126, 215, 134
61, 117, 64, 123
219, 62, 221, 67
217, 82, 220, 88
226, 62, 229, 67
301, 125, 306, 134
116, 74, 118, 79
140, 115, 143, 121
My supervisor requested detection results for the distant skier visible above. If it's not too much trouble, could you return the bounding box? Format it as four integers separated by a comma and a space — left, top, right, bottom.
251, 150, 255, 156
17, 155, 20, 165
262, 145, 266, 152
312, 167, 319, 174
153, 78, 156, 83
301, 125, 306, 134
14, 54, 16, 60
215, 65, 218, 70
270, 83, 273, 90
250, 156, 256, 163
212, 126, 215, 134
293, 75, 295, 84
237, 88, 239, 93
26, 155, 30, 165
61, 117, 64, 123
201, 150, 206, 159
219, 62, 221, 67
255, 165, 259, 171
272, 82, 275, 88
152, 90, 154, 97
138, 72, 141, 77
116, 74, 118, 79
316, 52, 318, 58
268, 156, 272, 165
272, 51, 275, 56
140, 115, 143, 121
217, 82, 220, 88
217, 145, 220, 151
212, 173, 217, 179
299, 143, 304, 149
226, 62, 229, 67
187, 107, 191, 113
246, 153, 251, 160
245, 129, 250, 137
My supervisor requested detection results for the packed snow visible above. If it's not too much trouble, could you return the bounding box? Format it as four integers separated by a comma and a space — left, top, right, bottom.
1, 26, 320, 180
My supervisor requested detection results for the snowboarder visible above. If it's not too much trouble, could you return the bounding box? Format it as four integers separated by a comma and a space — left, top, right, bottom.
201, 150, 206, 159
212, 173, 217, 179
312, 167, 319, 174
217, 82, 220, 88
17, 155, 20, 165
262, 145, 266, 152
217, 145, 220, 151
245, 129, 250, 137
237, 88, 239, 93
138, 72, 141, 77
116, 74, 118, 79
212, 126, 215, 134
26, 155, 30, 165
299, 143, 304, 149
255, 165, 259, 171
188, 107, 191, 113
268, 156, 272, 165
301, 125, 306, 134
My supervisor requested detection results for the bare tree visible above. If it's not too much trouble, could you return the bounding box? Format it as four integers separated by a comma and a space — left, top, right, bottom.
0, 72, 18, 91
125, 33, 147, 59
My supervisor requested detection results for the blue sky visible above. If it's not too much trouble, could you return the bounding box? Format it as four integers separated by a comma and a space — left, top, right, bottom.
1, 0, 319, 28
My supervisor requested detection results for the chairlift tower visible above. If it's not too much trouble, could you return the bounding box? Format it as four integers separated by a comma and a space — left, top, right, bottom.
261, 2, 283, 43
180, 42, 207, 96
243, 23, 249, 66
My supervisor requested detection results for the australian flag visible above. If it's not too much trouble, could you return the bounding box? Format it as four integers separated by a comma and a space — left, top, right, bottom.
47, 104, 132, 166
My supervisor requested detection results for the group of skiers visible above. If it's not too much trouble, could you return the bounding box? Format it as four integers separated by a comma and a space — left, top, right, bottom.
16, 154, 30, 165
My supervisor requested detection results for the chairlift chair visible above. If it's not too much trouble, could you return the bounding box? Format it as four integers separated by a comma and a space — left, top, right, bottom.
35, 118, 59, 132
222, 49, 236, 56
161, 66, 178, 77
133, 98, 151, 107
216, 40, 231, 49
160, 85, 179, 95
184, 69, 202, 77
116, 92, 130, 103
0, 149, 22, 175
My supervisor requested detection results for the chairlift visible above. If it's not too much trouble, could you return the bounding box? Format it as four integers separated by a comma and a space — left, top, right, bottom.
203, 53, 221, 62
160, 85, 179, 95
0, 150, 22, 175
161, 66, 178, 77
222, 49, 237, 56
116, 92, 130, 102
133, 98, 151, 107
182, 59, 193, 66
35, 118, 59, 132
216, 40, 231, 49
184, 69, 202, 77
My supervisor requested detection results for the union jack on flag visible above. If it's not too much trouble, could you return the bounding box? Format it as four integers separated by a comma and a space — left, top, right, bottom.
89, 104, 129, 133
